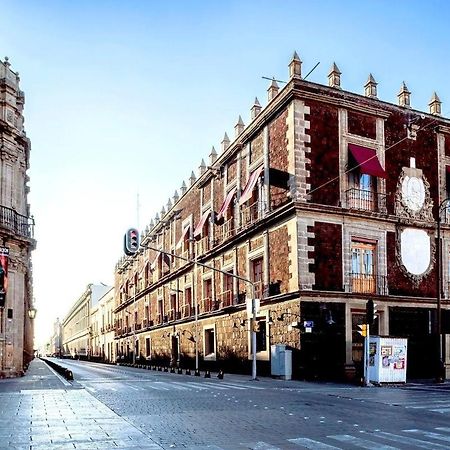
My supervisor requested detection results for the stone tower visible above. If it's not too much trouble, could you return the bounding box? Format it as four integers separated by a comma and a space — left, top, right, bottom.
0, 57, 36, 377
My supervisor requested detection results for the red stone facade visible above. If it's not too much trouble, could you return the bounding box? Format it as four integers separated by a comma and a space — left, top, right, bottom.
114, 55, 450, 381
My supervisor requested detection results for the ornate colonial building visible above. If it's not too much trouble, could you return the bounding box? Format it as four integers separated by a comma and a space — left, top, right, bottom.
61, 283, 111, 359
114, 52, 450, 381
0, 57, 36, 378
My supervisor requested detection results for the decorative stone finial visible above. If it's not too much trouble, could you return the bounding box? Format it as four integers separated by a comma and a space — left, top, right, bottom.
429, 92, 442, 116
364, 73, 378, 98
209, 146, 217, 165
199, 158, 206, 175
289, 51, 302, 78
155, 213, 160, 223
268, 79, 279, 101
235, 116, 245, 137
398, 82, 411, 107
161, 206, 166, 217
149, 219, 154, 229
167, 198, 172, 210
328, 63, 341, 89
189, 170, 196, 186
221, 133, 230, 152
180, 180, 187, 195
3, 56, 10, 67
173, 190, 179, 203
251, 97, 262, 120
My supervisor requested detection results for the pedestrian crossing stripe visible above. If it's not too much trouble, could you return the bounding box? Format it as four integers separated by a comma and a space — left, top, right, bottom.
289, 437, 341, 449
330, 434, 398, 449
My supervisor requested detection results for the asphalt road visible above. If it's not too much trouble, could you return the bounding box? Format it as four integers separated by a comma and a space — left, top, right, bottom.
52, 359, 450, 449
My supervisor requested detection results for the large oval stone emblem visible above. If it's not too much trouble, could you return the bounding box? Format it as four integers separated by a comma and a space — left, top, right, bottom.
400, 228, 430, 275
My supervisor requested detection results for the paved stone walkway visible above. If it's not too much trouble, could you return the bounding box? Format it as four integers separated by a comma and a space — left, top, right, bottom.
0, 359, 163, 449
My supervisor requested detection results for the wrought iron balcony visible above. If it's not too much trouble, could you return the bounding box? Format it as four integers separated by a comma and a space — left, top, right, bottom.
345, 188, 387, 213
0, 205, 34, 238
348, 273, 388, 295
240, 202, 263, 229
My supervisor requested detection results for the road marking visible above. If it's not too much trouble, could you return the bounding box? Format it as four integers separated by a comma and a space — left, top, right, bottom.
378, 431, 449, 449
289, 437, 342, 449
85, 386, 96, 393
431, 407, 450, 413
404, 429, 450, 443
164, 382, 191, 391
330, 434, 399, 449
186, 381, 229, 390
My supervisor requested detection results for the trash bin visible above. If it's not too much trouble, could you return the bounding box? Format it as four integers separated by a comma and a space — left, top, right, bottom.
271, 344, 292, 380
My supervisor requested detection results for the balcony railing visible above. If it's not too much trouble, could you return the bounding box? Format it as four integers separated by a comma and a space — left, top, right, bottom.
348, 273, 388, 295
216, 218, 235, 245
0, 205, 34, 238
220, 290, 234, 307
240, 202, 262, 229
345, 188, 387, 213
201, 298, 219, 313
196, 236, 210, 255
182, 304, 192, 318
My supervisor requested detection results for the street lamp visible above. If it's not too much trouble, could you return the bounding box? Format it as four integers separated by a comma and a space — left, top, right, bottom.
28, 307, 37, 320
436, 198, 449, 382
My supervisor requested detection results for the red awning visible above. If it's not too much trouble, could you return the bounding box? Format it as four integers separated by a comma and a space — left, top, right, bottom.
216, 187, 237, 221
348, 144, 386, 178
239, 166, 264, 205
176, 226, 190, 249
193, 210, 211, 237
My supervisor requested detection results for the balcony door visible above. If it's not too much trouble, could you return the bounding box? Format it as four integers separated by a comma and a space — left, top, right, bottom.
351, 241, 376, 293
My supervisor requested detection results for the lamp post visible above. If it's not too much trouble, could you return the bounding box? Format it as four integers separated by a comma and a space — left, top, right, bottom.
436, 198, 449, 382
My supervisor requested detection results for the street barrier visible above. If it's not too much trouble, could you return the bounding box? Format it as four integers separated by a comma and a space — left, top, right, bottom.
40, 358, 74, 381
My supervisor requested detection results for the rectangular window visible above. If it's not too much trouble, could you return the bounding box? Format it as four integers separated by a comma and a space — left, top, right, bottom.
145, 337, 151, 358
7, 308, 13, 319
157, 298, 163, 322
222, 271, 234, 306
251, 257, 264, 298
351, 241, 376, 293
204, 327, 215, 358
256, 319, 267, 352
203, 278, 213, 311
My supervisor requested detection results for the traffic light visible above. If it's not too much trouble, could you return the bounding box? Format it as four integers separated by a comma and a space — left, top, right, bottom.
124, 228, 140, 256
366, 299, 377, 326
357, 324, 368, 337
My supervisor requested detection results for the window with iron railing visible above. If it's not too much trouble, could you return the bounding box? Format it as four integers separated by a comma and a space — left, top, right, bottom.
240, 201, 262, 229
350, 241, 384, 294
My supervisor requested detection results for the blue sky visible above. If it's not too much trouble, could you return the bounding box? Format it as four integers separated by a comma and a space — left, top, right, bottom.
2, 1, 449, 345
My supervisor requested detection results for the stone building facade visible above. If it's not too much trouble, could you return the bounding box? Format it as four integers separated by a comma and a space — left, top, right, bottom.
90, 286, 115, 362
114, 53, 450, 381
61, 283, 111, 358
0, 57, 36, 378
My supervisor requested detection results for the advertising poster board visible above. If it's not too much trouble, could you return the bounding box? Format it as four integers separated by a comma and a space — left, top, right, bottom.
368, 336, 408, 383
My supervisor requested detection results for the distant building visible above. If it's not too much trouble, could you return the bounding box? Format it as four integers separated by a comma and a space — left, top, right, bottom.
114, 53, 450, 381
90, 286, 115, 362
61, 284, 111, 358
0, 57, 36, 378
49, 318, 62, 357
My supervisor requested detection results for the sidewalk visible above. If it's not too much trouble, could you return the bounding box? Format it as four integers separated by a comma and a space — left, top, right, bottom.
0, 359, 163, 449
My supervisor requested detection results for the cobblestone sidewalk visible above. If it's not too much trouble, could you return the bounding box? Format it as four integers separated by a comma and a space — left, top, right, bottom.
0, 360, 163, 450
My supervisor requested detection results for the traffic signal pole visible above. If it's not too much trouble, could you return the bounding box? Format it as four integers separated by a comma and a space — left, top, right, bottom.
364, 324, 370, 387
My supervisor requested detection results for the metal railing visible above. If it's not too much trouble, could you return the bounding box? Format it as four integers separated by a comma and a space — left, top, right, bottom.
240, 202, 262, 229
196, 236, 210, 255
201, 297, 219, 313
345, 188, 387, 213
216, 218, 235, 245
348, 273, 388, 295
0, 205, 34, 238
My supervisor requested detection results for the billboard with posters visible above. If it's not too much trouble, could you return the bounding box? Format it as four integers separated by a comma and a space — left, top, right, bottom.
0, 247, 9, 308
